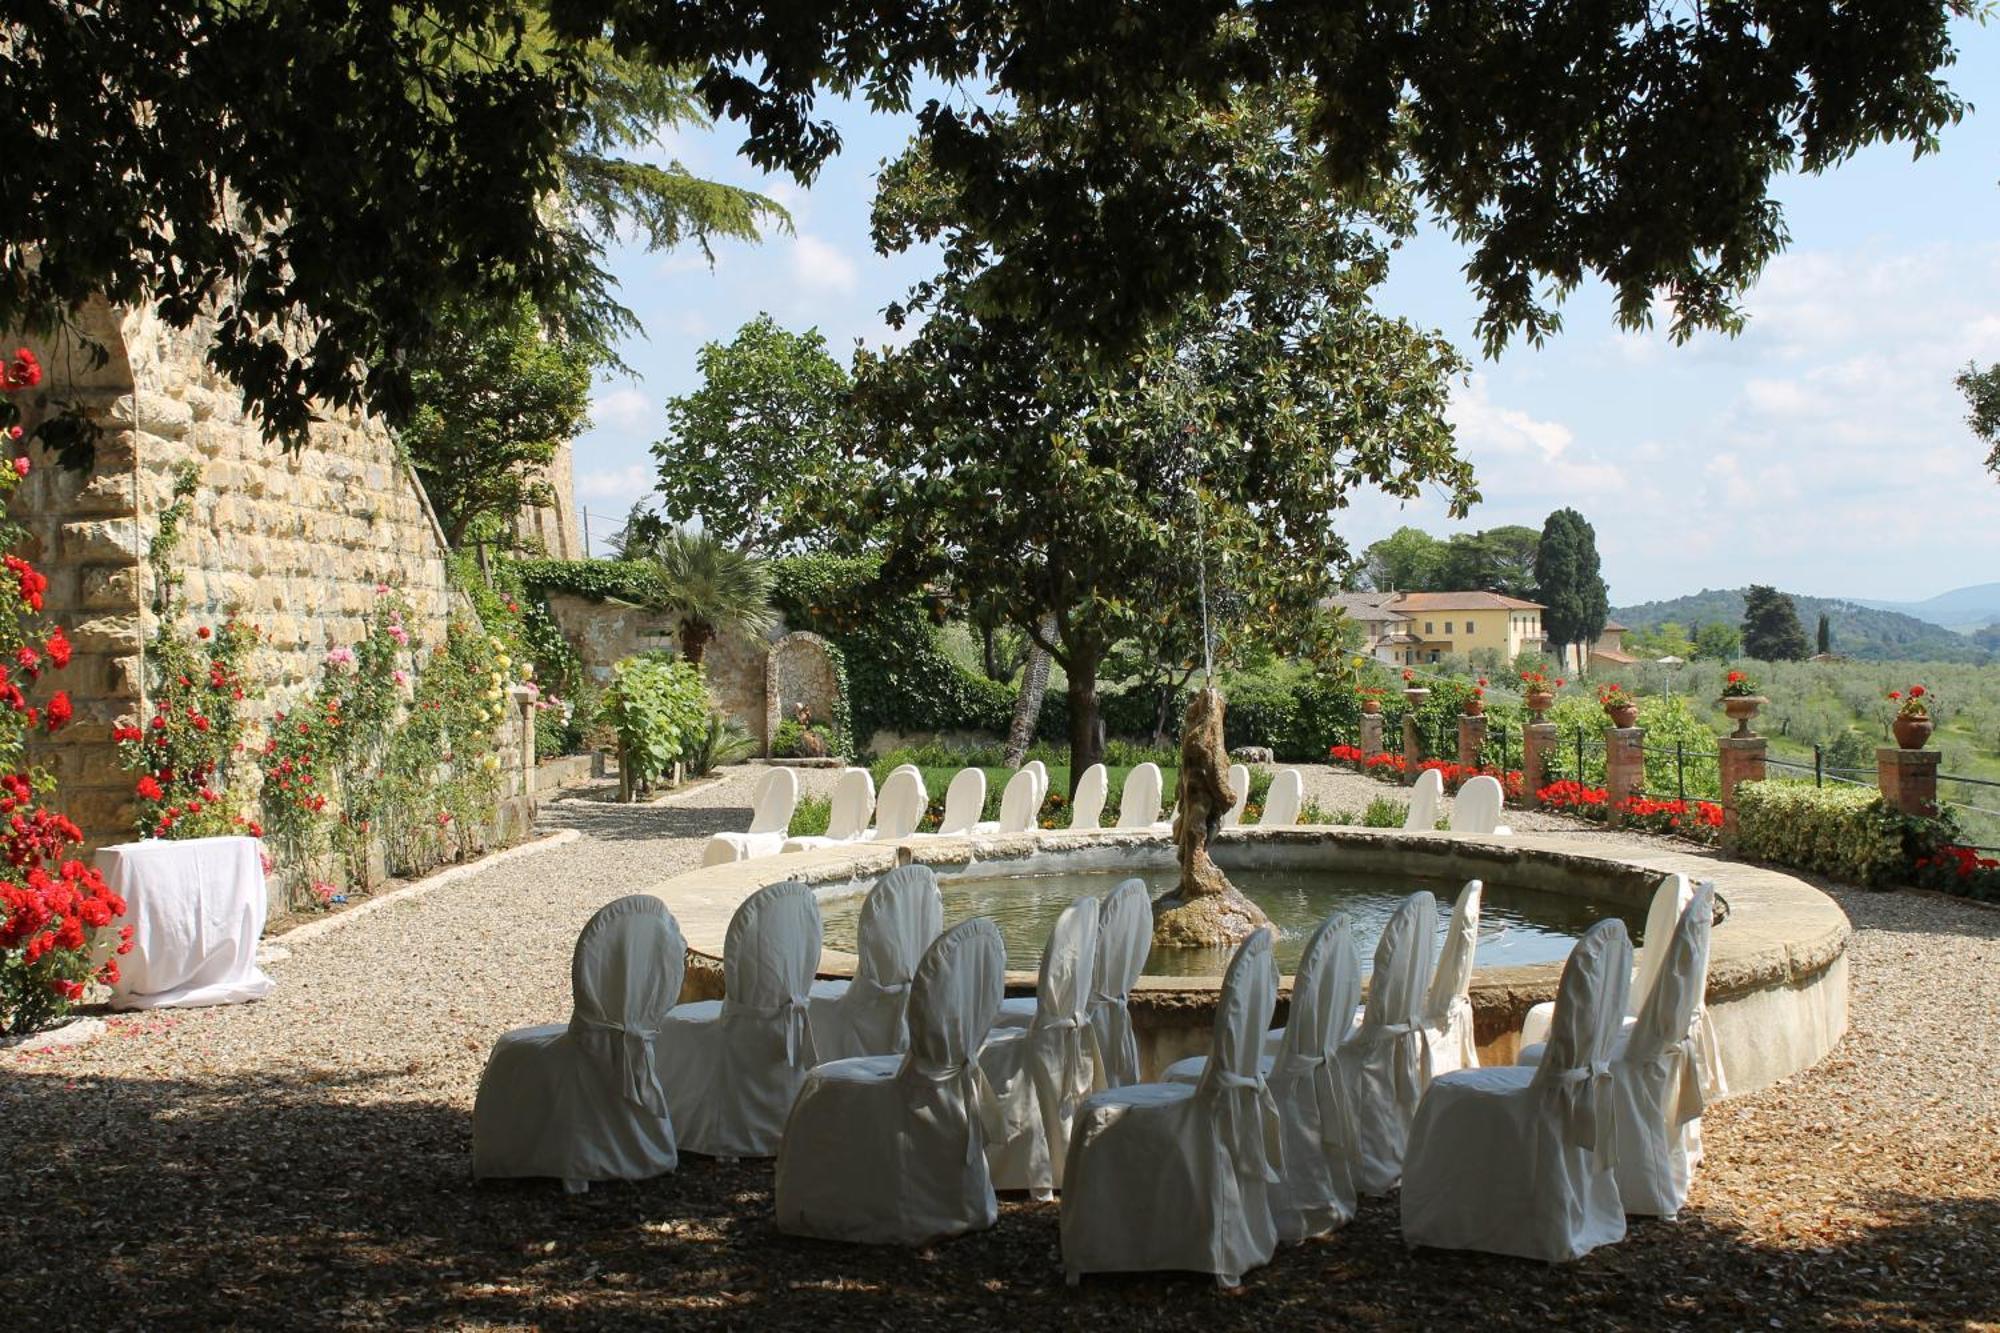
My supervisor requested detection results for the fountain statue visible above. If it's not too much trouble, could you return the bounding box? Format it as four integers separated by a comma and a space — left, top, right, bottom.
1151, 685, 1274, 950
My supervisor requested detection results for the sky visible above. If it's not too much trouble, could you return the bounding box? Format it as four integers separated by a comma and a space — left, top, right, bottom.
571, 23, 2000, 608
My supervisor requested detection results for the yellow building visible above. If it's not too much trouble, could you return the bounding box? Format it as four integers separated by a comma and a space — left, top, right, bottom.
1385, 591, 1547, 665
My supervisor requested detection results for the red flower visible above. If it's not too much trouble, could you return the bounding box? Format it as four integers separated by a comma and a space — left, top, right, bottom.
2, 347, 42, 390
1910, 685, 1926, 699
44, 691, 71, 731
10, 455, 27, 477
135, 775, 165, 801
43, 626, 71, 668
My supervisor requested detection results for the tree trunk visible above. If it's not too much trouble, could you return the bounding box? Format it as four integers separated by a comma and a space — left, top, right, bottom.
1064, 639, 1104, 800
1003, 613, 1057, 768
981, 621, 1001, 681
680, 619, 713, 668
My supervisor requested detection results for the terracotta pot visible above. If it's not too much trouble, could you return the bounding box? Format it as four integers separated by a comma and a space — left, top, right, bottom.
1524, 689, 1555, 717
1721, 693, 1766, 738
1464, 698, 1485, 717
1360, 698, 1382, 715
1605, 703, 1639, 729
1892, 711, 1934, 750
1404, 687, 1431, 708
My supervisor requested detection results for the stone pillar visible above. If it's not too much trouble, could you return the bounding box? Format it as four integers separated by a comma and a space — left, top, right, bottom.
1718, 735, 1766, 851
1877, 747, 1941, 819
1457, 713, 1487, 770
510, 684, 539, 798
1603, 726, 1645, 825
1359, 711, 1384, 757
1402, 715, 1424, 781
1522, 722, 1558, 807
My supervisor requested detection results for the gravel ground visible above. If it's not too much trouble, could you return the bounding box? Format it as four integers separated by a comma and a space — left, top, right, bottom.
3, 765, 1995, 1330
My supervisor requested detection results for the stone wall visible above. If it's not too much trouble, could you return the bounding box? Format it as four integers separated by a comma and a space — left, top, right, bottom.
8, 299, 484, 853
541, 593, 774, 745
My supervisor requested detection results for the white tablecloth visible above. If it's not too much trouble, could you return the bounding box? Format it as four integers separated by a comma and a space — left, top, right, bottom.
95, 836, 275, 1009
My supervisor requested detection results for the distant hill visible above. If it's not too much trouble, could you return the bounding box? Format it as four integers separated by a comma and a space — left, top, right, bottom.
1613, 587, 1993, 664
1848, 582, 2000, 633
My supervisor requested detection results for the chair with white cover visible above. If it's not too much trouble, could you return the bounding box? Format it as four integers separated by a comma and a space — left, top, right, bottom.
1066, 763, 1109, 831
780, 768, 876, 853
1450, 774, 1513, 835
1085, 878, 1153, 1087
1060, 928, 1283, 1288
978, 896, 1100, 1197
701, 768, 799, 866
775, 917, 1010, 1245
1163, 914, 1364, 1242
1518, 873, 1692, 1051
929, 767, 987, 837
808, 865, 944, 1062
1400, 918, 1633, 1261
1219, 764, 1251, 829
1422, 880, 1484, 1080
1608, 881, 1726, 1217
1338, 890, 1439, 1195
1116, 762, 1165, 829
1025, 758, 1050, 805
473, 895, 685, 1191
656, 881, 822, 1158
1402, 767, 1445, 831
974, 767, 1042, 835
1260, 769, 1304, 827
864, 767, 928, 841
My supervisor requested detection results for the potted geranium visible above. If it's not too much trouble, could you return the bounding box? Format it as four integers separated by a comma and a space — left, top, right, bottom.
1401, 668, 1429, 709
1719, 669, 1767, 737
1465, 678, 1488, 718
1358, 687, 1385, 716
1598, 682, 1639, 728
1889, 685, 1933, 750
1520, 669, 1555, 719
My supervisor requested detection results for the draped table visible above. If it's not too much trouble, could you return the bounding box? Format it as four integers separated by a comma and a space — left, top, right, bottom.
93, 835, 275, 1009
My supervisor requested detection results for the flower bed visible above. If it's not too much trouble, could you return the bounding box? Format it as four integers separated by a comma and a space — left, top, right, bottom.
1536, 779, 1724, 842
1912, 844, 2000, 904
1325, 744, 1524, 800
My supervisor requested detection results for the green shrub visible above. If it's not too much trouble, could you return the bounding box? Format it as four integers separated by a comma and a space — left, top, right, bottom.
1300, 798, 1337, 824
601, 654, 709, 791
1734, 779, 1921, 887
788, 794, 831, 837
771, 718, 834, 759
689, 711, 757, 775
1361, 794, 1407, 828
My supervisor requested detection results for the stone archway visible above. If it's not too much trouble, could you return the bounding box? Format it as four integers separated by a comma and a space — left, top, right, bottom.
764, 631, 842, 757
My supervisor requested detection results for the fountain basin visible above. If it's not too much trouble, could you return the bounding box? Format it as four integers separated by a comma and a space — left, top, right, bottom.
656, 826, 1849, 1094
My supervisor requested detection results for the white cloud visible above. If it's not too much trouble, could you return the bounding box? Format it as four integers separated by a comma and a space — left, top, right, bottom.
790, 233, 860, 294
590, 388, 655, 435
1449, 374, 1574, 462
575, 463, 651, 503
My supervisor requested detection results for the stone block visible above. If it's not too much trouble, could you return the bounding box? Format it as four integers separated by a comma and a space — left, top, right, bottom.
77, 564, 139, 612
66, 613, 142, 654
59, 518, 142, 564
133, 393, 194, 440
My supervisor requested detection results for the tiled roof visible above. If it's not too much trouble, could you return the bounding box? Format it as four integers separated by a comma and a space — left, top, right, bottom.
1324, 592, 1413, 623
1389, 591, 1545, 612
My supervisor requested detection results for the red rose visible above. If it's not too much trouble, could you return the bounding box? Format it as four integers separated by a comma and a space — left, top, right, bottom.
197, 626, 212, 639
44, 691, 71, 731
10, 455, 27, 477
44, 626, 71, 668
136, 775, 165, 801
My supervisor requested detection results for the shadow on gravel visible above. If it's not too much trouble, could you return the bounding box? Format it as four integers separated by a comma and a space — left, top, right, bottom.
2, 1065, 1993, 1331
538, 795, 748, 845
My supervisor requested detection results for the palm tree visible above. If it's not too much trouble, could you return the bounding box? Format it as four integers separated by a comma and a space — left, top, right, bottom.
644, 528, 776, 667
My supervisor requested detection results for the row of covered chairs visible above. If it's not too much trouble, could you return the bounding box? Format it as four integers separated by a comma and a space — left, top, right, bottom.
703, 761, 1310, 867
1402, 767, 1513, 836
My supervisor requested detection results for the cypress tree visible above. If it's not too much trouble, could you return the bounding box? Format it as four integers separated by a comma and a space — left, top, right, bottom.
1533, 508, 1610, 673
1742, 585, 1811, 661
1816, 611, 1832, 656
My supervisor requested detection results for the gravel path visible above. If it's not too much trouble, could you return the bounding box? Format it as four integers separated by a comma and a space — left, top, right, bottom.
2, 766, 1994, 1330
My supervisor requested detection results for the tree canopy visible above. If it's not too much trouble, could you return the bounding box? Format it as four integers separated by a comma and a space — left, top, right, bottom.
1534, 508, 1609, 669
1742, 585, 1812, 662
652, 316, 855, 552
2, 2, 1974, 454
842, 87, 1472, 780
1692, 622, 1744, 662
1361, 524, 1540, 596
1960, 361, 2000, 474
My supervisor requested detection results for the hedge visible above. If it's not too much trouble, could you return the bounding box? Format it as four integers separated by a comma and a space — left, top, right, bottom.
1733, 780, 1928, 888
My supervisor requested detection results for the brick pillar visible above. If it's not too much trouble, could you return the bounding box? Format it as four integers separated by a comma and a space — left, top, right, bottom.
1457, 713, 1487, 769
1716, 735, 1766, 852
1522, 722, 1557, 807
1402, 714, 1424, 781
1603, 726, 1644, 825
1359, 711, 1384, 756
1877, 747, 1941, 819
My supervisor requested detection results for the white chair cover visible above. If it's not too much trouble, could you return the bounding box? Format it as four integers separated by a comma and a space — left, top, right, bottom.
1061, 928, 1283, 1287
657, 881, 823, 1157
865, 767, 929, 841
473, 895, 686, 1187
978, 896, 1100, 1196
1025, 759, 1050, 806
781, 767, 876, 852
1086, 879, 1153, 1088
1401, 918, 1633, 1261
1422, 880, 1484, 1080
1519, 873, 1691, 1049
1450, 774, 1511, 835
1068, 763, 1109, 830
933, 767, 987, 836
974, 767, 1042, 835
775, 917, 1010, 1244
1219, 764, 1250, 829
1610, 881, 1727, 1217
1403, 768, 1444, 831
1116, 762, 1164, 829
1337, 890, 1438, 1194
808, 864, 945, 1061
1163, 913, 1365, 1242
1260, 769, 1303, 827
701, 767, 799, 865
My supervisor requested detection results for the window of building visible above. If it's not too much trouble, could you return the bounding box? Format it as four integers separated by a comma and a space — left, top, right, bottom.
1464, 620, 1474, 635
1425, 621, 1433, 634
1444, 621, 1453, 634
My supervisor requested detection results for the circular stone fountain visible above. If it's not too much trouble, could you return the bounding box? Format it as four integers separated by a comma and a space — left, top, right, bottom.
656, 822, 1850, 1093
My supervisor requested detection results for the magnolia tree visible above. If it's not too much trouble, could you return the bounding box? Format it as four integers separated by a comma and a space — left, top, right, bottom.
845, 88, 1475, 785
0, 348, 134, 1037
